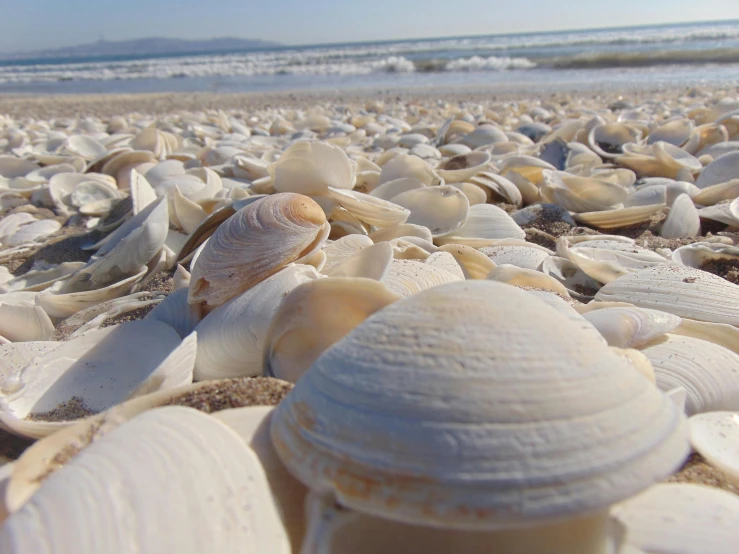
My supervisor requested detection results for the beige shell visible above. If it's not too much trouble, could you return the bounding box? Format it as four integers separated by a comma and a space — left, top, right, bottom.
271, 281, 688, 530
390, 185, 470, 237
382, 258, 463, 296
188, 193, 329, 308
660, 193, 700, 238
273, 141, 355, 195
573, 203, 665, 229
689, 412, 739, 486
435, 204, 525, 247
435, 152, 492, 183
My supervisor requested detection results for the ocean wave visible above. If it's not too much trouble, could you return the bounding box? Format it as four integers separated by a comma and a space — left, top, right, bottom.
549, 47, 739, 69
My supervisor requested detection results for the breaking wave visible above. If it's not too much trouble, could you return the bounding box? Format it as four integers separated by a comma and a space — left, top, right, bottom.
548, 48, 739, 69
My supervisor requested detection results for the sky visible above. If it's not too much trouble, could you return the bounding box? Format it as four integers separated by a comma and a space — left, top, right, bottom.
1, 0, 739, 52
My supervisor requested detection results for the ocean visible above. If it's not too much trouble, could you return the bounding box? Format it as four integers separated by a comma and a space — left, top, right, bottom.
2, 20, 739, 95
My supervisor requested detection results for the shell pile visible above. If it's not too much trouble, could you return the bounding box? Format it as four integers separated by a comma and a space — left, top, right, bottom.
1, 89, 739, 553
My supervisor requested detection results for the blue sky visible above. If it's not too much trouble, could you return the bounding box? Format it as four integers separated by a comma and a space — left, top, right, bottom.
1, 0, 739, 52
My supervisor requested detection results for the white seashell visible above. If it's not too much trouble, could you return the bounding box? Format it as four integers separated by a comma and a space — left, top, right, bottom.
479, 241, 552, 270
264, 277, 401, 383
437, 244, 496, 279
647, 118, 694, 146
672, 318, 739, 356
383, 258, 463, 296
574, 204, 665, 229
689, 411, 739, 485
369, 223, 433, 243
189, 193, 329, 308
391, 185, 470, 237
424, 251, 466, 279
582, 307, 681, 348
660, 194, 700, 238
449, 181, 487, 206
458, 124, 508, 148
541, 170, 629, 213
487, 264, 570, 296
0, 213, 36, 243
322, 235, 374, 272
378, 153, 440, 186
0, 293, 54, 342
692, 178, 739, 205
624, 185, 668, 207
145, 288, 202, 339
389, 238, 433, 260
435, 204, 525, 246
273, 141, 354, 195
0, 320, 191, 438
324, 242, 393, 280
0, 157, 39, 178
696, 151, 739, 188
697, 198, 739, 226
595, 265, 739, 325
193, 264, 321, 380
170, 185, 207, 234
671, 242, 739, 271
4, 219, 61, 246
613, 483, 739, 554
642, 334, 739, 415
468, 172, 523, 207
588, 123, 642, 158
0, 406, 291, 553
369, 177, 425, 200
271, 280, 687, 531
327, 187, 410, 228
435, 152, 491, 183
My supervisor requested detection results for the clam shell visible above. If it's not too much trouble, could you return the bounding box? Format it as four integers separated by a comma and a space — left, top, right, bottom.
487, 264, 570, 296
264, 277, 401, 383
0, 320, 192, 438
613, 483, 739, 554
660, 193, 700, 238
435, 204, 525, 246
671, 242, 739, 269
273, 141, 354, 195
193, 264, 321, 381
145, 288, 202, 339
391, 185, 470, 237
595, 265, 739, 325
378, 153, 440, 186
541, 170, 629, 213
479, 241, 552, 270
696, 151, 739, 189
697, 198, 739, 226
189, 193, 329, 308
647, 118, 694, 146
369, 177, 425, 201
540, 255, 602, 300
435, 152, 491, 183
271, 281, 687, 529
582, 307, 681, 348
642, 334, 739, 415
327, 187, 410, 228
689, 411, 739, 485
691, 178, 739, 205
573, 203, 665, 229
3, 220, 61, 246
588, 123, 641, 158
0, 407, 290, 553
437, 244, 496, 279
424, 251, 465, 279
322, 235, 374, 273
324, 242, 393, 280
468, 172, 523, 207
382, 258, 463, 296
0, 294, 55, 342
369, 223, 433, 243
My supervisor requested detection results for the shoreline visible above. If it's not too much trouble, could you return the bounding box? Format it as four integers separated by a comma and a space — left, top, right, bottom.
2, 83, 739, 119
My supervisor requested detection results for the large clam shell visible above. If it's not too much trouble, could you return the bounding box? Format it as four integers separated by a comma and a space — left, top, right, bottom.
435, 203, 525, 246
390, 185, 470, 237
189, 193, 329, 307
273, 141, 354, 195
271, 281, 688, 530
689, 411, 739, 485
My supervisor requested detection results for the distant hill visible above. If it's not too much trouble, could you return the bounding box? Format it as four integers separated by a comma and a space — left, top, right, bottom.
0, 37, 281, 60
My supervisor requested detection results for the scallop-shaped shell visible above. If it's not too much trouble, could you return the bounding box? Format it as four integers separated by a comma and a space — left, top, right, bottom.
595, 265, 739, 325
271, 281, 687, 529
390, 185, 470, 237
696, 151, 739, 189
273, 141, 354, 195
264, 277, 401, 383
689, 412, 739, 485
382, 259, 463, 296
193, 264, 321, 381
189, 193, 329, 307
613, 483, 739, 554
582, 307, 681, 348
0, 320, 192, 438
435, 204, 525, 247
642, 334, 739, 415
435, 152, 491, 183
0, 407, 291, 554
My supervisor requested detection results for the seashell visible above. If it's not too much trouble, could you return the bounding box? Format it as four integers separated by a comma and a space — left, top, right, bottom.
458, 124, 508, 148
689, 411, 739, 485
487, 264, 570, 296
541, 170, 629, 213
697, 198, 739, 226
438, 144, 471, 157
540, 255, 602, 300
144, 159, 186, 187
322, 235, 373, 271
378, 153, 440, 186
382, 258, 463, 296
581, 307, 681, 348
573, 203, 665, 229
272, 141, 355, 195
696, 151, 739, 189
660, 193, 700, 238
390, 185, 470, 237
613, 483, 739, 554
588, 123, 642, 158
511, 202, 576, 228
3, 219, 61, 246
671, 242, 739, 272
189, 193, 329, 308
468, 172, 523, 207
623, 184, 668, 207
0, 293, 54, 342
193, 264, 321, 381
647, 118, 694, 146
0, 156, 39, 178
145, 288, 202, 339
0, 406, 291, 554
264, 277, 401, 383
324, 242, 393, 280
170, 185, 207, 234
328, 187, 410, 228
352, 170, 381, 193
618, 143, 702, 179
671, 317, 739, 356
691, 178, 739, 205
435, 204, 525, 246
0, 320, 192, 438
369, 223, 433, 243
642, 334, 739, 415
0, 213, 36, 243
369, 177, 425, 200
389, 238, 434, 260
101, 150, 156, 180
595, 265, 739, 325
437, 244, 496, 279
435, 152, 491, 183
233, 155, 270, 181
271, 280, 687, 535
479, 241, 552, 270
